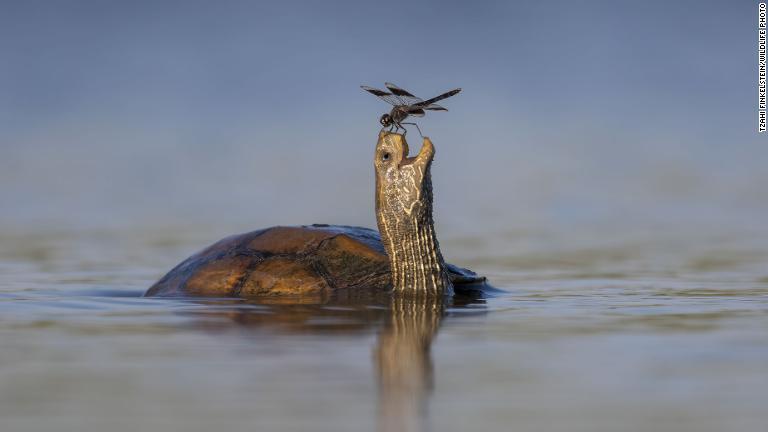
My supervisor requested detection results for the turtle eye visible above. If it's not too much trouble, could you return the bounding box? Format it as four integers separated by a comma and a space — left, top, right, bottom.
382, 152, 390, 161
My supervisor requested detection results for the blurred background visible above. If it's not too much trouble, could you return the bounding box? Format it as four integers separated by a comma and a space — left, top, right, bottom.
2, 3, 767, 432
1, 0, 764, 240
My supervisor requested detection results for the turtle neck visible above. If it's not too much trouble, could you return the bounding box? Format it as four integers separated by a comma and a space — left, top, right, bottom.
374, 133, 453, 297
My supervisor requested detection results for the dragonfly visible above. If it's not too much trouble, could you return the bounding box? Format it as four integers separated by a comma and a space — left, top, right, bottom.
360, 82, 461, 136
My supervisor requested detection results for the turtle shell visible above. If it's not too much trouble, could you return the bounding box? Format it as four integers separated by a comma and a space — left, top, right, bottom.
145, 224, 485, 300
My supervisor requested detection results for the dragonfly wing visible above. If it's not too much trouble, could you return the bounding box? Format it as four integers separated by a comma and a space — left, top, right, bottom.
385, 82, 417, 97
423, 103, 447, 111
384, 82, 425, 106
361, 86, 402, 106
407, 108, 425, 117
414, 88, 461, 107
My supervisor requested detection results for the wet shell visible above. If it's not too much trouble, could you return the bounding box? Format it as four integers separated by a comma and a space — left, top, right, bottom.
145, 224, 484, 300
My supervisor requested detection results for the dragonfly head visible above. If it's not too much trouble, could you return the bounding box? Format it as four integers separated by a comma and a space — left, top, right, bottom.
379, 113, 393, 127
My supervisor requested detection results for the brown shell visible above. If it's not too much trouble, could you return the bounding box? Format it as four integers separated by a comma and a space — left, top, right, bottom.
145, 224, 485, 300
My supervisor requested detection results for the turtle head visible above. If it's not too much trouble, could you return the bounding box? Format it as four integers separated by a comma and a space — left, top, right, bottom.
374, 131, 435, 206
374, 131, 450, 297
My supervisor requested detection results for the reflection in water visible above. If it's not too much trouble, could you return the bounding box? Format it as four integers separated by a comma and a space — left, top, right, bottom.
178, 294, 482, 432
376, 297, 444, 432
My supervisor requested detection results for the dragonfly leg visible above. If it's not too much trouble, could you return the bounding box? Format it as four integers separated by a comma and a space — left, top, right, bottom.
400, 122, 423, 138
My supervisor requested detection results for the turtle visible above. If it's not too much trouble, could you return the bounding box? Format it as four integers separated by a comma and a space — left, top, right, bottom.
145, 131, 488, 299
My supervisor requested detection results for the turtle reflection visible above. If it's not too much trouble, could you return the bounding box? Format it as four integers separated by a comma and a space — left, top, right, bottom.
376, 296, 444, 432
179, 293, 485, 431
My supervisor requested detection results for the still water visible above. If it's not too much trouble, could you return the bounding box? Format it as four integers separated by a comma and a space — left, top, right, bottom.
0, 224, 766, 432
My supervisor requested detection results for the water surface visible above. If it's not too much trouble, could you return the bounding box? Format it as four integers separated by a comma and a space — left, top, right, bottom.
0, 225, 766, 432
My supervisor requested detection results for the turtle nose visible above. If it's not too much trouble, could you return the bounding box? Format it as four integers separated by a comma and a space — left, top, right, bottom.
380, 132, 409, 159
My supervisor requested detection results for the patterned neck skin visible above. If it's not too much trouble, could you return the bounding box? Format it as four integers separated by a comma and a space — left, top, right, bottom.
374, 132, 453, 297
